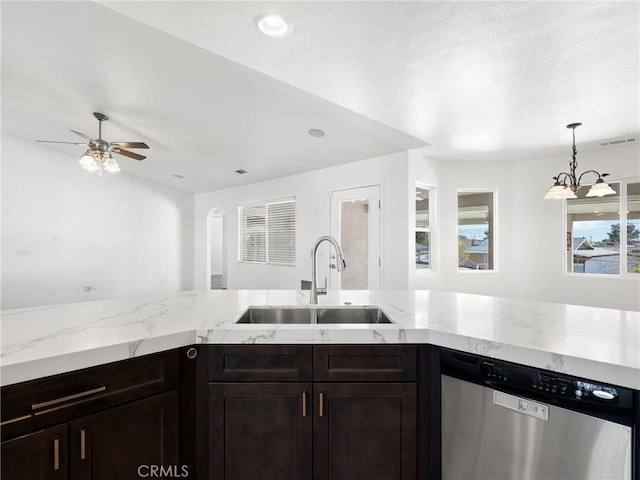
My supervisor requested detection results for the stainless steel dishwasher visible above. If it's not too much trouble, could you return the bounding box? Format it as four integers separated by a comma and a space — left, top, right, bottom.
440, 348, 636, 480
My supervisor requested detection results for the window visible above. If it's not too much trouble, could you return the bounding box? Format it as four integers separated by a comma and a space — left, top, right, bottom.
627, 183, 640, 273
239, 197, 296, 266
458, 190, 495, 270
415, 185, 433, 270
566, 181, 640, 275
566, 184, 620, 274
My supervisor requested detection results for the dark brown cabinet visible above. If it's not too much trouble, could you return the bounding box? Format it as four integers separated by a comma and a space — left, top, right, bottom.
314, 383, 416, 480
1, 424, 68, 480
208, 345, 417, 480
209, 383, 312, 480
1, 351, 180, 480
70, 391, 178, 480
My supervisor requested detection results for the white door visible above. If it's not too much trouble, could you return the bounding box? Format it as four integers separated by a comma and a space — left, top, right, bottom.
329, 185, 381, 290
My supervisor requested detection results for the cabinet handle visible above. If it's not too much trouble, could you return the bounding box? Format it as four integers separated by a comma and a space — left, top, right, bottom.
319, 392, 324, 417
32, 386, 107, 410
302, 390, 307, 417
80, 428, 86, 460
53, 436, 60, 471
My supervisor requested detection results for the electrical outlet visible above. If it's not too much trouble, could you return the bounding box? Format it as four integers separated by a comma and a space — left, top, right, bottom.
46, 288, 55, 295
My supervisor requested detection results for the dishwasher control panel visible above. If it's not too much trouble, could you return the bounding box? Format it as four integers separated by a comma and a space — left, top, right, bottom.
479, 361, 620, 404
441, 347, 634, 426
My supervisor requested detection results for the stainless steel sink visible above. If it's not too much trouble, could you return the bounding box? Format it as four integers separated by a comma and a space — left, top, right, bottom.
235, 306, 393, 324
317, 307, 392, 324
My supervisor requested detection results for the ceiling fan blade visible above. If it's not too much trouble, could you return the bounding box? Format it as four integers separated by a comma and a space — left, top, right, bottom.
110, 142, 149, 149
112, 147, 146, 161
70, 130, 94, 141
37, 140, 87, 145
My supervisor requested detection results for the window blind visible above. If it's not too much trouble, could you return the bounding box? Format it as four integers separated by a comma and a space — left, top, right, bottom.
239, 198, 295, 266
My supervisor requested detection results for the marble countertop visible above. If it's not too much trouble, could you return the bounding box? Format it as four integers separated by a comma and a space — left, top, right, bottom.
1, 290, 639, 389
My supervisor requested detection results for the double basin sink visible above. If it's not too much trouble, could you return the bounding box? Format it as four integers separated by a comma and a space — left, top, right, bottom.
235, 306, 393, 324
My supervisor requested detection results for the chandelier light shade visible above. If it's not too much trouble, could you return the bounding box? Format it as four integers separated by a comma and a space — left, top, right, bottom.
544, 123, 616, 199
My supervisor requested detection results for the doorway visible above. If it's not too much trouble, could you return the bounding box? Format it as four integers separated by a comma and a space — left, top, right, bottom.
330, 185, 381, 289
207, 212, 226, 289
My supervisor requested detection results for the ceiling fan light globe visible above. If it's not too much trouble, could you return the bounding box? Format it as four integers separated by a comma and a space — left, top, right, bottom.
79, 152, 96, 167
103, 155, 120, 173
82, 161, 99, 172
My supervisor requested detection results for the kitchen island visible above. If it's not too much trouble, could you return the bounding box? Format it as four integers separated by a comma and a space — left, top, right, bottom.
2, 289, 638, 388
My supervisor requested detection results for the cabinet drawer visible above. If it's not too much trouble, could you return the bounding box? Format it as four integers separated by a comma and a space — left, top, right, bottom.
313, 345, 417, 382
209, 345, 313, 381
1, 350, 178, 440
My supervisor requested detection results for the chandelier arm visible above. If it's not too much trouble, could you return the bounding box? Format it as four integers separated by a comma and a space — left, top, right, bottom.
576, 169, 605, 185
554, 172, 575, 185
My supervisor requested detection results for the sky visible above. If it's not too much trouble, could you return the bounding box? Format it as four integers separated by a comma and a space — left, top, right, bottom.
573, 220, 616, 242
572, 219, 640, 242
458, 224, 488, 240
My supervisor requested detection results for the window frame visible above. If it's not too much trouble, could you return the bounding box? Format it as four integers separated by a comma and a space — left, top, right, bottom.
238, 196, 296, 267
414, 183, 435, 272
564, 179, 640, 277
457, 189, 497, 272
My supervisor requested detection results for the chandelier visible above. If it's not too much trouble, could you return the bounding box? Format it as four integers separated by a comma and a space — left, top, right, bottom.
544, 123, 616, 199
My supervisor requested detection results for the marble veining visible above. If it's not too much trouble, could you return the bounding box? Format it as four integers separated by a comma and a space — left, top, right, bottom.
1, 289, 639, 389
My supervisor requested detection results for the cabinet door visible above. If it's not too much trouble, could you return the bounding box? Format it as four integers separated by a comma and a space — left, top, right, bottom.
1, 424, 68, 480
70, 391, 179, 480
209, 383, 312, 480
314, 383, 416, 480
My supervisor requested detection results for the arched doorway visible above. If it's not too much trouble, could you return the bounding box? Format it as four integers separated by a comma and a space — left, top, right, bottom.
206, 209, 226, 289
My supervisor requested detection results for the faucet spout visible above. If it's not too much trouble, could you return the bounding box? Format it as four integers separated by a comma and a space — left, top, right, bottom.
310, 235, 346, 304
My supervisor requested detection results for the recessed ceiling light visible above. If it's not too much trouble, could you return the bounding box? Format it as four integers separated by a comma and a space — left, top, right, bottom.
235, 169, 248, 174
173, 174, 184, 179
255, 13, 292, 38
308, 128, 325, 138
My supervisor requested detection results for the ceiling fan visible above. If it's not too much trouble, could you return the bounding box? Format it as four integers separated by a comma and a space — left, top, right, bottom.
37, 112, 149, 174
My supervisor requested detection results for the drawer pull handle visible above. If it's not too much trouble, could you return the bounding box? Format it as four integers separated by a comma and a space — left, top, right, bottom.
53, 436, 60, 471
0, 414, 32, 426
319, 392, 325, 417
32, 386, 107, 410
302, 390, 307, 417
80, 428, 86, 460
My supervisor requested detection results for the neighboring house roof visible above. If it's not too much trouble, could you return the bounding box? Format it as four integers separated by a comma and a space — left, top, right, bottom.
573, 237, 594, 250
466, 240, 488, 254
415, 243, 429, 253
572, 237, 619, 258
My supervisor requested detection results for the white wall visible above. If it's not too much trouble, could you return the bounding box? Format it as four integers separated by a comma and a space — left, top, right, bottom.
194, 151, 409, 291
412, 143, 640, 311
507, 144, 640, 310
1, 134, 195, 309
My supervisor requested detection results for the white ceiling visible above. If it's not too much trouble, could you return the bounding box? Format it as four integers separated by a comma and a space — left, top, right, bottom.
2, 1, 638, 193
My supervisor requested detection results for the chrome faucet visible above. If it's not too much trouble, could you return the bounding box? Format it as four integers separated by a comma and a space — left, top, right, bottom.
310, 235, 346, 304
